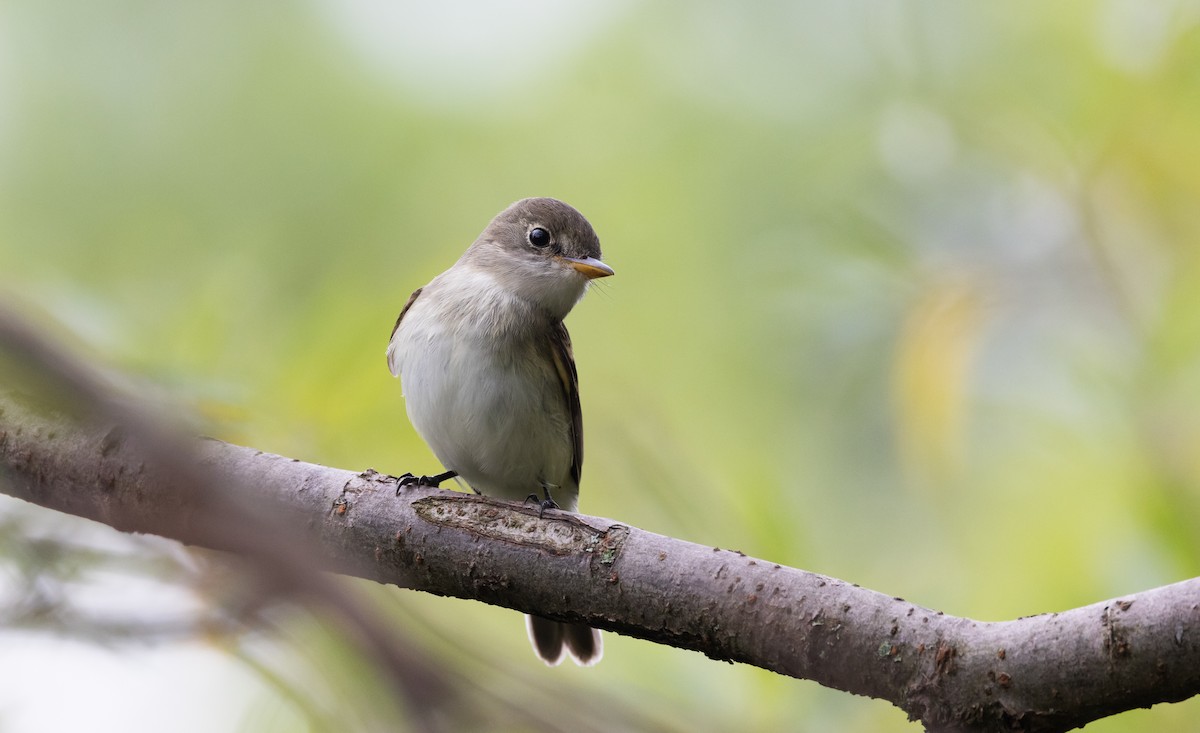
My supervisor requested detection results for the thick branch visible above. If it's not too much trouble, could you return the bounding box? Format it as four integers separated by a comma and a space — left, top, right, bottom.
1, 397, 1198, 732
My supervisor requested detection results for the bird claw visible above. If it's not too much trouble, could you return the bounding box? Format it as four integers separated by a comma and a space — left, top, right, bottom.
396, 470, 458, 495
524, 492, 560, 518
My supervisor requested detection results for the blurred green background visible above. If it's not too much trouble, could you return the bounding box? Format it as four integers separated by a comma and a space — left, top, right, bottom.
2, 0, 1200, 730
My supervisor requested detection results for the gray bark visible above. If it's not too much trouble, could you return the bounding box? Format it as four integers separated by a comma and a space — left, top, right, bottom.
1, 396, 1198, 732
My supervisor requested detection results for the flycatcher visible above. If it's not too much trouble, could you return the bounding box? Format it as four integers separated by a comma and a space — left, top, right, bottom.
386, 197, 613, 666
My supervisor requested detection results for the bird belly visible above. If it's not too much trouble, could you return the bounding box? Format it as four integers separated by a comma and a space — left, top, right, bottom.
397, 333, 577, 507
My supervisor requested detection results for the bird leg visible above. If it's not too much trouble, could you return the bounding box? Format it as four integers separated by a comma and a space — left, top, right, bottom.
396, 470, 458, 494
525, 482, 560, 517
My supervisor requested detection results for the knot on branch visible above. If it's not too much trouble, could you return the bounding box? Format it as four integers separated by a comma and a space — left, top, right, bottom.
412, 494, 628, 561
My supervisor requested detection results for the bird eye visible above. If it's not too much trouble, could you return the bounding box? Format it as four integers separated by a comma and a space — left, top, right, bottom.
528, 227, 551, 248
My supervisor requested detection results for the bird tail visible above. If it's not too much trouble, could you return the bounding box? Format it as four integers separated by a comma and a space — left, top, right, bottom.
525, 614, 603, 666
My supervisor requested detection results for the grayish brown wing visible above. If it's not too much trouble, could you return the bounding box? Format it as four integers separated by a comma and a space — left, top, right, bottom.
386, 287, 423, 377
547, 320, 583, 486
389, 287, 423, 341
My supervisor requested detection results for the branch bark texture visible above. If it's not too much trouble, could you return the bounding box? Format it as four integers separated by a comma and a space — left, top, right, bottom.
1, 398, 1197, 732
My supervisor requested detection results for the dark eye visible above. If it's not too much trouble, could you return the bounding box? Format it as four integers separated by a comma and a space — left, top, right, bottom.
528, 227, 551, 248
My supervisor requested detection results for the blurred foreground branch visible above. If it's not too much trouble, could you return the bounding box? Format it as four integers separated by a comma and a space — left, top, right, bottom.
2, 311, 1199, 733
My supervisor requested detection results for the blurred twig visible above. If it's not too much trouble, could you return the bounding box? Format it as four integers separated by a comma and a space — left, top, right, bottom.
0, 303, 468, 733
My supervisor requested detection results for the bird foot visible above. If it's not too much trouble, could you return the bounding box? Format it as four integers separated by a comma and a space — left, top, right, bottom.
396, 470, 458, 495
524, 491, 560, 518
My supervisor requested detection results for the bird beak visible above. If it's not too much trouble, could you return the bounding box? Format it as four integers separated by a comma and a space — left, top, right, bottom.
564, 256, 614, 280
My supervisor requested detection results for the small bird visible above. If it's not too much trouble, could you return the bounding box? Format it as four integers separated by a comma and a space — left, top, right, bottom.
386, 197, 613, 666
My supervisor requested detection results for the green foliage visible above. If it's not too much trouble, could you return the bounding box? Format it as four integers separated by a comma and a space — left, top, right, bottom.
3, 1, 1200, 730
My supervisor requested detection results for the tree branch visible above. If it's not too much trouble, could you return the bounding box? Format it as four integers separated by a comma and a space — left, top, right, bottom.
1, 395, 1197, 732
